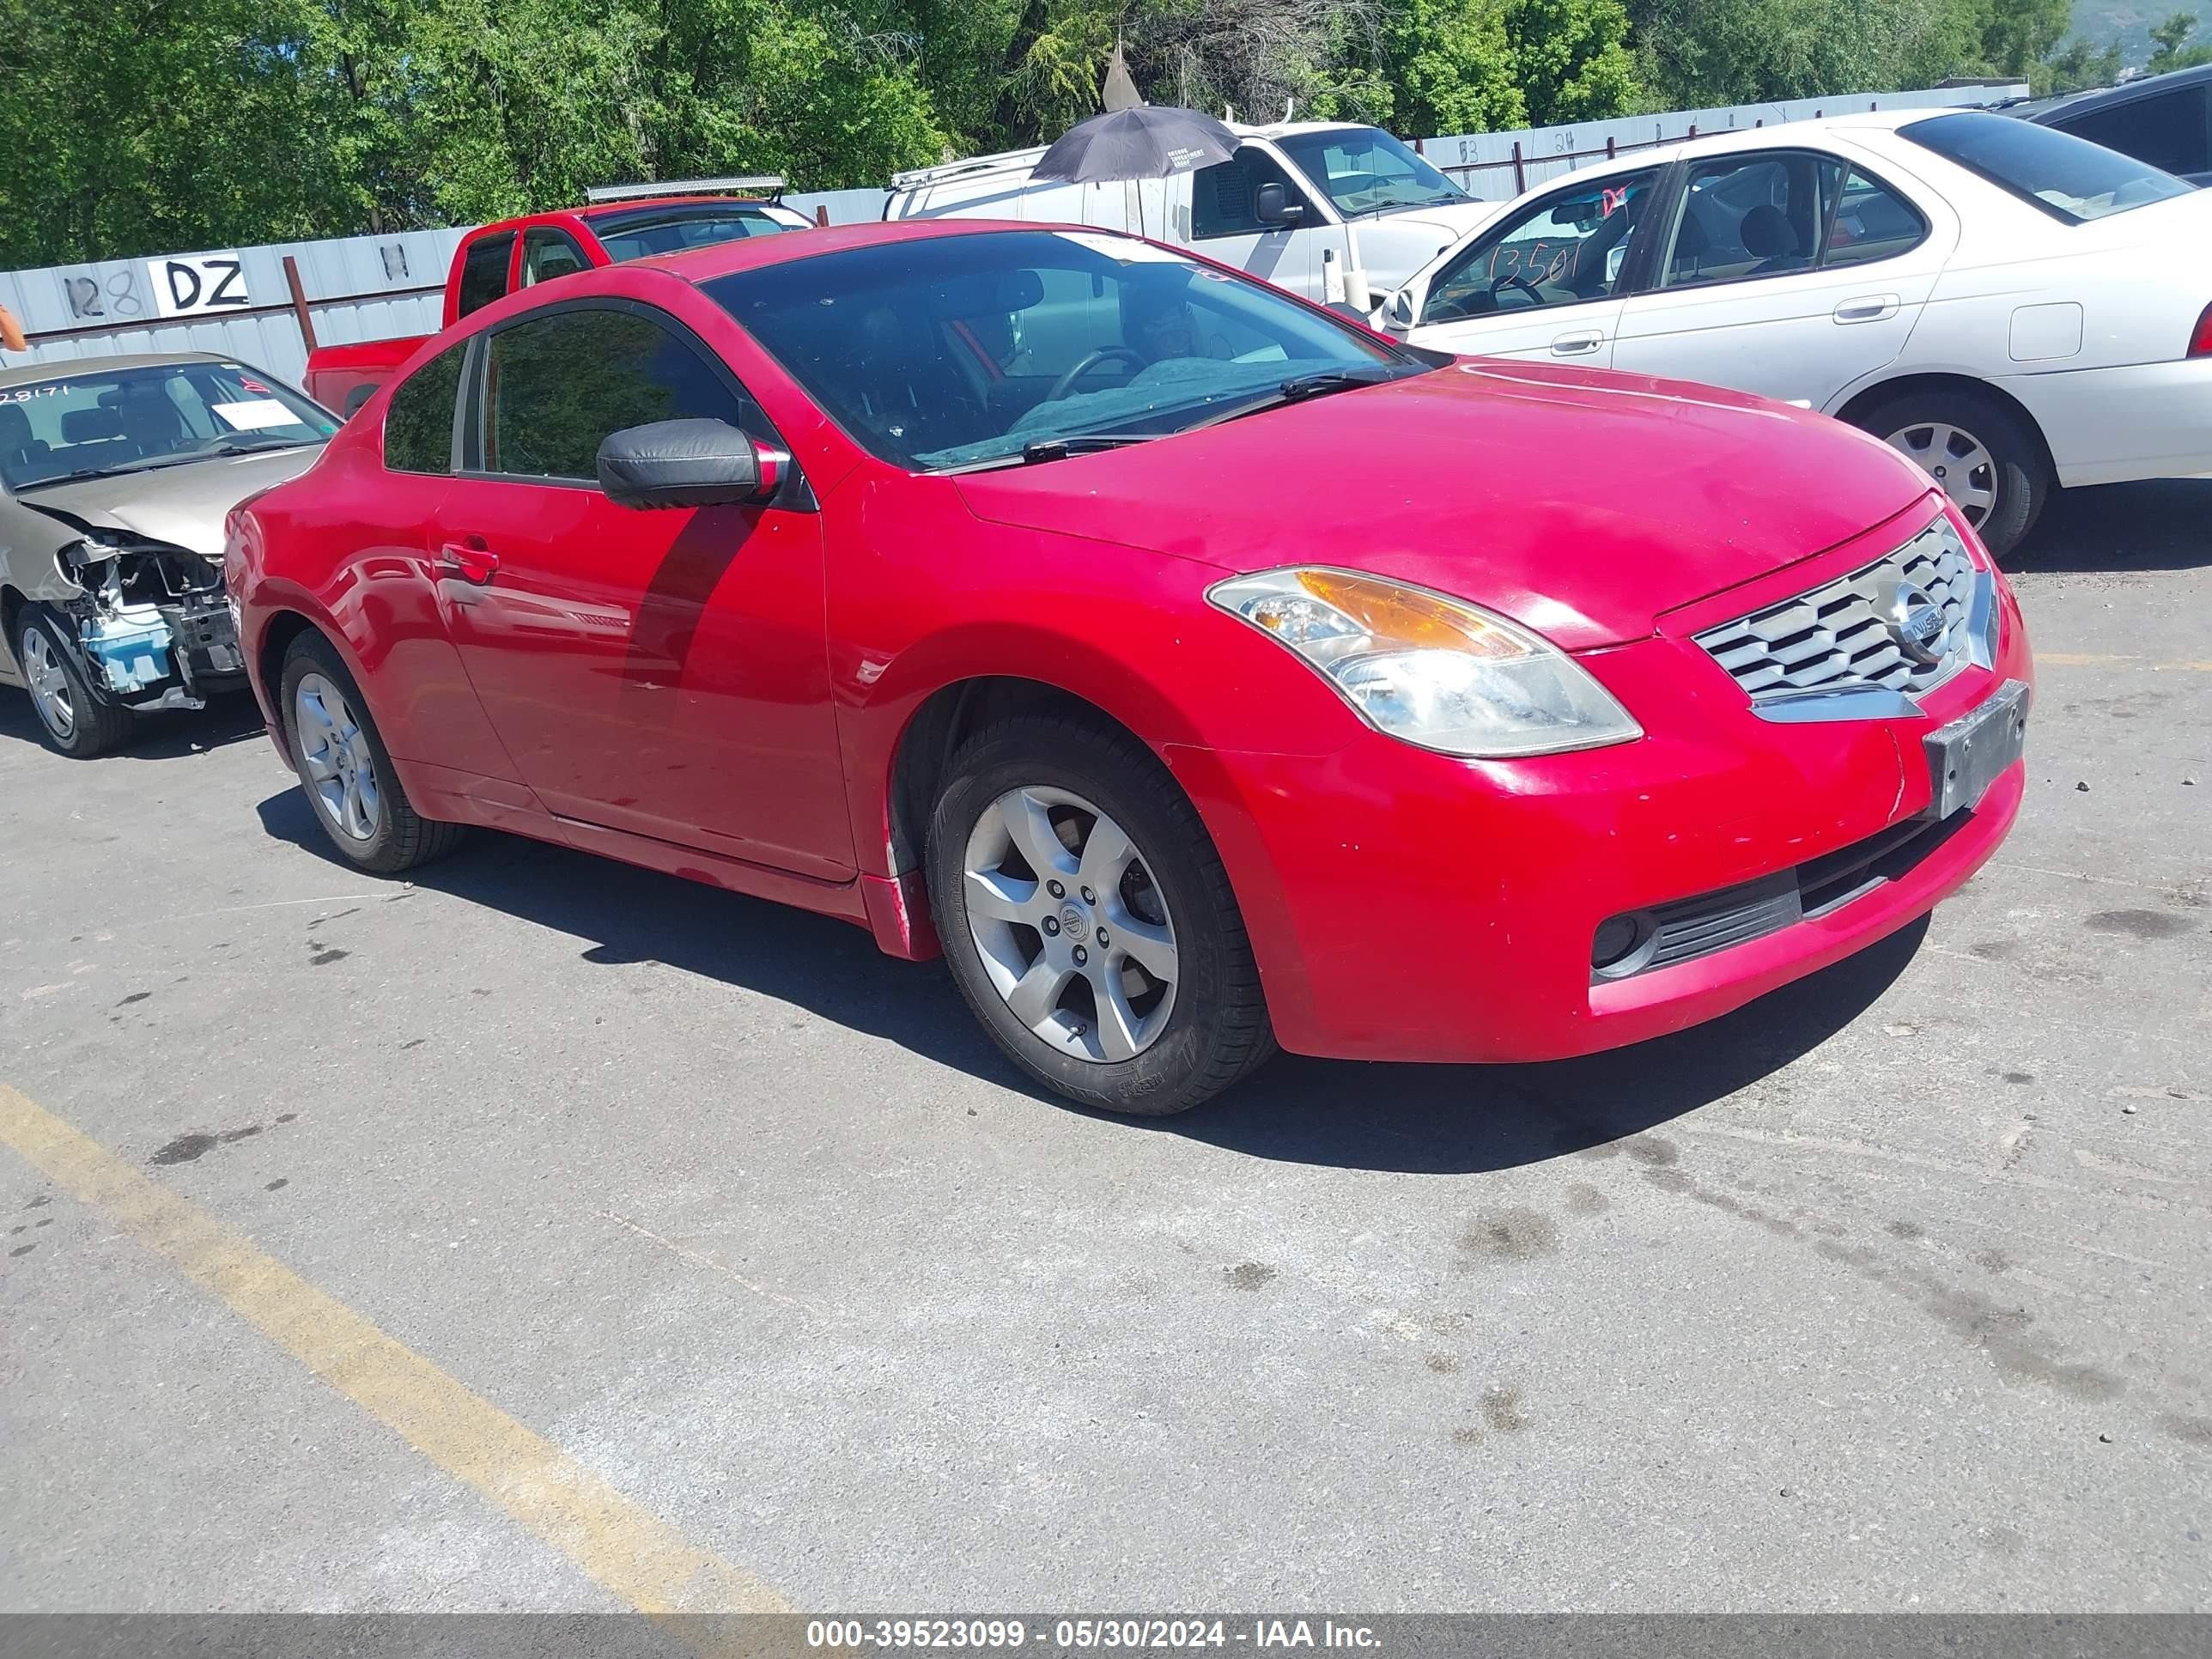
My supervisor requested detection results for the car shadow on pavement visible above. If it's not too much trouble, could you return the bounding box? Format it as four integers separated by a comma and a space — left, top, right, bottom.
2008, 477, 2212, 574
0, 688, 267, 759
258, 787, 1927, 1176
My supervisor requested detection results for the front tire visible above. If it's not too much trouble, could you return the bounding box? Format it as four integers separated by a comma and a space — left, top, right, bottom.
927, 712, 1274, 1115
1859, 388, 2048, 559
279, 631, 463, 874
15, 605, 132, 758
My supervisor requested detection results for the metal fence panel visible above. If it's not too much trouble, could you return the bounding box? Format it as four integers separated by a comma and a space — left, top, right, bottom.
3, 228, 465, 388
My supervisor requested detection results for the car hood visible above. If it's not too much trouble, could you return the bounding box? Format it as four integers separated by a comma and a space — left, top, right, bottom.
953, 360, 1936, 651
14, 446, 324, 558
1374, 199, 1507, 244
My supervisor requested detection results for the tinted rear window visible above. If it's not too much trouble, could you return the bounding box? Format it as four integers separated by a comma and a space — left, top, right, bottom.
457, 233, 514, 317
384, 342, 465, 474
589, 204, 799, 263
1905, 111, 2191, 222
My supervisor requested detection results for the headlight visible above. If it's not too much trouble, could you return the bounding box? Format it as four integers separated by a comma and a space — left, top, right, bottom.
1206, 568, 1642, 758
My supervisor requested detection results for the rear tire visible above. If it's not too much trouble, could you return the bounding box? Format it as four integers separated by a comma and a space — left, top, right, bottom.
1857, 387, 2048, 559
927, 712, 1274, 1115
279, 631, 463, 874
15, 605, 133, 758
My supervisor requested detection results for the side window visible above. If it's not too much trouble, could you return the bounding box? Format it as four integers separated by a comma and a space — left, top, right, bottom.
455, 233, 515, 319
520, 229, 591, 289
479, 306, 762, 482
1424, 169, 1659, 325
1664, 157, 1807, 285
1662, 152, 1927, 288
384, 342, 467, 475
1821, 165, 1929, 269
1192, 147, 1317, 239
2059, 87, 2209, 179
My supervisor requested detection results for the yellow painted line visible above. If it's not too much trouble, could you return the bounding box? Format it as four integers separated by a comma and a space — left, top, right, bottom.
2038, 652, 2212, 672
0, 1083, 789, 1624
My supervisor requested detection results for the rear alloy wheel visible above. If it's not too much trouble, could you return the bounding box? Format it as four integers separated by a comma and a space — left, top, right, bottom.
280, 631, 464, 874
928, 714, 1273, 1115
15, 606, 133, 758
1861, 388, 2047, 559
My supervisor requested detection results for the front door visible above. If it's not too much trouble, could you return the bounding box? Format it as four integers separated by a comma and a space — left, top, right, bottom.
1403, 167, 1662, 367
1188, 145, 1325, 299
1611, 149, 1950, 410
432, 299, 854, 878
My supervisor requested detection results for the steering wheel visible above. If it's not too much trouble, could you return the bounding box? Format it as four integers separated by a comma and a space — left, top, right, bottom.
1490, 272, 1545, 304
1048, 345, 1149, 403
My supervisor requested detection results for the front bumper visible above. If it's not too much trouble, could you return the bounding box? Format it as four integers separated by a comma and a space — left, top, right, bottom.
1168, 524, 2033, 1065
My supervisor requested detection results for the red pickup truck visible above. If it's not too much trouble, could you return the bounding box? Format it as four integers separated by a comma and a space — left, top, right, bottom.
302, 179, 815, 416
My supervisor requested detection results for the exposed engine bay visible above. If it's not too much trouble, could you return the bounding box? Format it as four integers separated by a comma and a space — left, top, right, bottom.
52, 523, 246, 714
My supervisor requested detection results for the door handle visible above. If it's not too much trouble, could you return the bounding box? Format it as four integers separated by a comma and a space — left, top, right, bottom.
1834, 295, 1899, 324
1550, 330, 1605, 356
437, 535, 498, 586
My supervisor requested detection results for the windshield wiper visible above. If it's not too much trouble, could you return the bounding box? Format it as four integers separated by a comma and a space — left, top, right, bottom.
14, 455, 202, 489
1018, 434, 1158, 463
15, 438, 317, 490
930, 433, 1162, 475
1181, 364, 1405, 431
204, 434, 315, 456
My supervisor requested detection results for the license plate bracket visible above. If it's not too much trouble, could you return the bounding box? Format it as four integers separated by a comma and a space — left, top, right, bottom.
1920, 678, 2029, 821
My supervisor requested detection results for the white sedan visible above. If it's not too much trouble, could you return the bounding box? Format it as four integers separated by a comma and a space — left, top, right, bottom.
1378, 109, 2212, 555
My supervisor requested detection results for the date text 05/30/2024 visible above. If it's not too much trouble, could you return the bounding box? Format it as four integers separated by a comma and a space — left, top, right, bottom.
805, 1621, 1382, 1650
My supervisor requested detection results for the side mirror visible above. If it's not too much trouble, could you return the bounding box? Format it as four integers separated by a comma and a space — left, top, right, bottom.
1379, 288, 1416, 329
596, 418, 783, 510
1255, 182, 1304, 228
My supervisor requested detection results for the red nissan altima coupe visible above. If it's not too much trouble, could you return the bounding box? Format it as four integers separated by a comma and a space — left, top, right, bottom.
228, 219, 2032, 1115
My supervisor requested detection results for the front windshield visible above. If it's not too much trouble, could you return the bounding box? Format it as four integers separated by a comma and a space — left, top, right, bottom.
0, 362, 334, 492
1276, 128, 1470, 216
1904, 111, 2191, 222
706, 228, 1419, 471
590, 204, 803, 262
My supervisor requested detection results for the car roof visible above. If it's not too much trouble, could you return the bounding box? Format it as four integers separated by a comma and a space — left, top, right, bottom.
2027, 63, 2212, 125
639, 215, 1049, 286
1242, 119, 1377, 140
577, 194, 793, 220
0, 350, 228, 388
1525, 108, 1986, 181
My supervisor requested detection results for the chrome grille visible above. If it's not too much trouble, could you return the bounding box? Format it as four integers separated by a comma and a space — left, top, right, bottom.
1694, 518, 1978, 703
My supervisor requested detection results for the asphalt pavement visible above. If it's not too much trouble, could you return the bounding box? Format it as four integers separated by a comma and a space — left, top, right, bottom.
1, 480, 2206, 1615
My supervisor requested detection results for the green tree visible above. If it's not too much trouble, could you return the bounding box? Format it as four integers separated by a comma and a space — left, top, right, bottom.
2148, 10, 2212, 74
1504, 0, 1640, 125
2042, 35, 2124, 94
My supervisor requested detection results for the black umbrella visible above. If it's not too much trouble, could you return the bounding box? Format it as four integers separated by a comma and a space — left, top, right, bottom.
1031, 106, 1237, 183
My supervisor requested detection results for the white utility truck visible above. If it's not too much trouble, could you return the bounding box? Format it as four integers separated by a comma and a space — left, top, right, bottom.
885, 121, 1503, 308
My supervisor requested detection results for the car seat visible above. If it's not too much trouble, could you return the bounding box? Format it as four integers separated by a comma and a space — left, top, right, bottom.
0, 404, 52, 477
58, 404, 132, 469
1740, 204, 1809, 275
841, 303, 989, 459
1668, 212, 1713, 283
106, 382, 189, 459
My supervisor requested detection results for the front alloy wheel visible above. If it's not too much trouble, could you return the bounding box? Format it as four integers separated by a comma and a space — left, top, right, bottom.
21, 625, 77, 745
927, 713, 1274, 1115
963, 785, 1180, 1064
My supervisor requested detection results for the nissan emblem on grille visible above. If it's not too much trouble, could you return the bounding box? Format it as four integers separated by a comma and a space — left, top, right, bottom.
1691, 516, 1992, 710
1881, 578, 1949, 665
